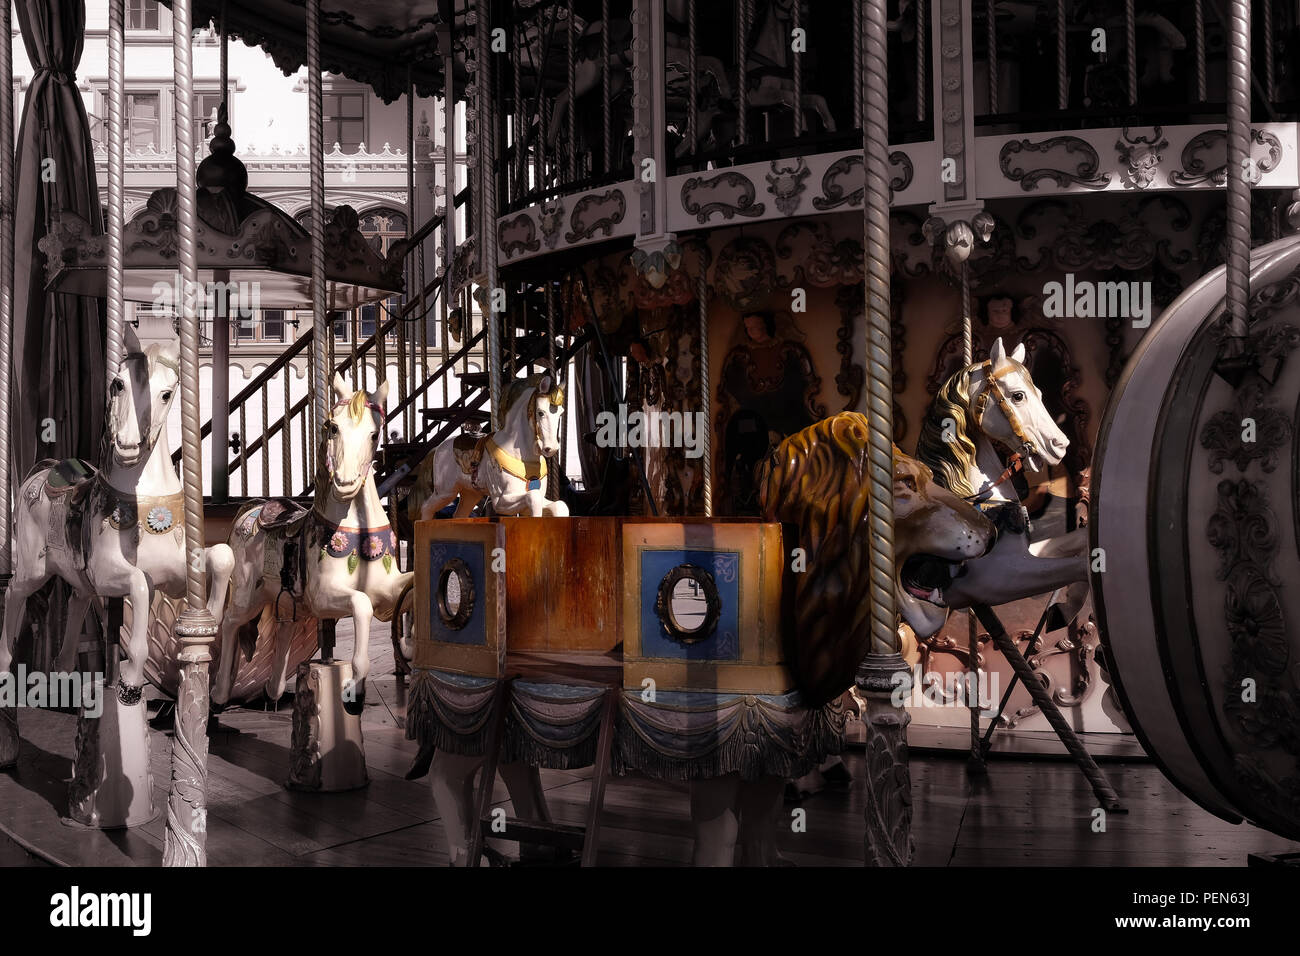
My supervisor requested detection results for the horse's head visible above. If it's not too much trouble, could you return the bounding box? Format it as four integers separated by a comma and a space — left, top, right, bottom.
968, 337, 1069, 472
323, 374, 388, 500
107, 330, 179, 468
504, 372, 565, 460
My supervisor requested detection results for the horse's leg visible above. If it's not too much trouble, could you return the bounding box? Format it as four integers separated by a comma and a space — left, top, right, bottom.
344, 590, 375, 716
204, 543, 236, 628
419, 490, 458, 522
0, 571, 45, 675
266, 620, 296, 703
690, 774, 742, 866
429, 749, 483, 866
946, 534, 1088, 609
118, 567, 151, 699
54, 592, 92, 674
543, 498, 570, 517
452, 492, 483, 518
736, 775, 786, 867
803, 93, 836, 132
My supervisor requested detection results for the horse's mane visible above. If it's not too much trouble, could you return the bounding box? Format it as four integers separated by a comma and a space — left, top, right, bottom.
501, 372, 564, 422
915, 363, 980, 499
756, 412, 904, 705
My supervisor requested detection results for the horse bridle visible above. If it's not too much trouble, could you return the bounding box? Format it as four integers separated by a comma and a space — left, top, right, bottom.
971, 361, 1038, 462
968, 361, 1036, 502
324, 398, 386, 483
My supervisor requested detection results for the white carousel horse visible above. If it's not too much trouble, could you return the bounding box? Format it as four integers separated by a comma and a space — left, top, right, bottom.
744, 0, 836, 132
914, 337, 1089, 612
214, 375, 413, 712
0, 332, 235, 704
409, 372, 569, 521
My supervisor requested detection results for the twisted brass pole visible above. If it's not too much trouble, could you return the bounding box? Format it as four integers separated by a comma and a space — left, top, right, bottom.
309, 0, 328, 453
163, 0, 216, 868
861, 0, 896, 660
698, 262, 712, 517
1225, 0, 1250, 341
859, 0, 911, 869
478, 0, 503, 427
0, 0, 16, 770
106, 0, 125, 376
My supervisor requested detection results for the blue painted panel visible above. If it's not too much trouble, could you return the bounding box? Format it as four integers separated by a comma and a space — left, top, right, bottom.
427, 539, 488, 646
639, 549, 740, 661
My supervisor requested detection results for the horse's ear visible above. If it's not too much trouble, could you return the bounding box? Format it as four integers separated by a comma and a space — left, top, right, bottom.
123, 324, 143, 358
159, 337, 180, 368
537, 372, 553, 394
1011, 342, 1026, 364
375, 378, 390, 409
332, 373, 350, 403
990, 337, 1009, 370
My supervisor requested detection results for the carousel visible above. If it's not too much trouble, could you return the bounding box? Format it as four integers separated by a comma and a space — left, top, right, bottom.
0, 0, 1299, 868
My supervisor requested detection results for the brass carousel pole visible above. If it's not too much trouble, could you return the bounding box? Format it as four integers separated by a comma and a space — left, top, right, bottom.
477, 0, 502, 427
857, 0, 912, 867
307, 0, 334, 665
163, 0, 218, 866
1224, 0, 1250, 346
962, 264, 983, 775
0, 0, 17, 769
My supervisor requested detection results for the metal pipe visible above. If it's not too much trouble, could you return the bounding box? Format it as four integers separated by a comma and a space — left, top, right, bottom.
915, 0, 926, 122
0, 0, 15, 583
792, 0, 802, 134
162, 0, 215, 869
986, 0, 997, 114
407, 70, 416, 433
853, 0, 863, 128
105, 0, 125, 375
687, 0, 698, 152
515, 8, 525, 201
861, 0, 897, 656
698, 266, 711, 517
1224, 0, 1251, 341
602, 0, 611, 172
737, 0, 752, 145
1057, 0, 1067, 110
1125, 0, 1136, 106
1195, 0, 1207, 101
478, 0, 503, 428
239, 404, 248, 496
1264, 0, 1275, 103
283, 367, 292, 495
261, 383, 270, 495
567, 0, 577, 182
442, 25, 457, 413
308, 0, 328, 467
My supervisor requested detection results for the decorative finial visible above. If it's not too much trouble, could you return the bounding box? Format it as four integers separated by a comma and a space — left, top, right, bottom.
196, 102, 248, 196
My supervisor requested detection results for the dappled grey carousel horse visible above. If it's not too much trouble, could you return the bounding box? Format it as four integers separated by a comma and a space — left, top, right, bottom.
0, 332, 234, 705
215, 375, 413, 713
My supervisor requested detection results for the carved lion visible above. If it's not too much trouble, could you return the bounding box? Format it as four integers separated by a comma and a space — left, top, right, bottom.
758, 412, 995, 705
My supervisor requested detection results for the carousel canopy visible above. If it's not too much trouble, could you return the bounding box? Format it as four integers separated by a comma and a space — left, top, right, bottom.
160, 0, 463, 102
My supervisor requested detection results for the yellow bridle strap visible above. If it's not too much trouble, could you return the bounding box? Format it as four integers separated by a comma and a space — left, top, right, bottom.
486, 438, 547, 481
973, 361, 1037, 455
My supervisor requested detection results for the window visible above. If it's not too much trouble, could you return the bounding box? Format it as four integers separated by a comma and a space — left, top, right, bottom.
234, 309, 257, 341
127, 0, 160, 31
126, 93, 160, 150
330, 311, 350, 343
262, 310, 286, 343
323, 92, 366, 150
194, 93, 223, 145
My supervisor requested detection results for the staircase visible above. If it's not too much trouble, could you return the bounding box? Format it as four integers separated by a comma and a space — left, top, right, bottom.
180, 187, 593, 524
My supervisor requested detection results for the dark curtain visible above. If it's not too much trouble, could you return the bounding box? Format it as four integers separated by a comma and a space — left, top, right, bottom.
573, 343, 617, 501
10, 0, 106, 669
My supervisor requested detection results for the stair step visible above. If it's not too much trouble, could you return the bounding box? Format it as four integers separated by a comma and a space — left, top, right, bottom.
420, 408, 490, 423
457, 371, 490, 388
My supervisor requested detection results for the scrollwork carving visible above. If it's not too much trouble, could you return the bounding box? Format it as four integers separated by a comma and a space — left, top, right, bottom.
999, 136, 1110, 191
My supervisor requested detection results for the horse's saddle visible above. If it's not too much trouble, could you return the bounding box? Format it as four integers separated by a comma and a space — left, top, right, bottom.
38, 458, 97, 569
242, 499, 310, 618
975, 499, 1032, 538
453, 433, 488, 478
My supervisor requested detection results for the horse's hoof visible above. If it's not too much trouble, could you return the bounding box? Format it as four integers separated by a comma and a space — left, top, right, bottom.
117, 681, 143, 706
343, 683, 365, 717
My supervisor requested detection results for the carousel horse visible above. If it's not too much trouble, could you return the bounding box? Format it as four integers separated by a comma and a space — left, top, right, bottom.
214, 375, 412, 712
408, 372, 569, 522
0, 331, 235, 704
913, 337, 1090, 613
743, 0, 836, 133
